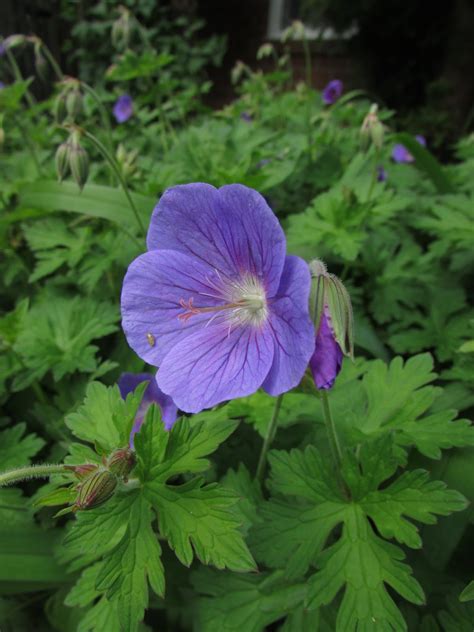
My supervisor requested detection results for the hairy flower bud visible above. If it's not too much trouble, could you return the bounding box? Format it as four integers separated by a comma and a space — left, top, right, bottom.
112, 7, 132, 50
309, 260, 354, 389
2, 34, 27, 52
68, 132, 89, 190
256, 43, 274, 60
107, 447, 136, 479
360, 103, 384, 151
64, 463, 98, 480
66, 88, 83, 121
75, 469, 117, 510
55, 141, 71, 182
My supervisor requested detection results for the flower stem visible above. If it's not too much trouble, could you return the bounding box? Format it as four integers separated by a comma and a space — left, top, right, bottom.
38, 41, 64, 81
256, 394, 283, 482
5, 48, 37, 109
83, 130, 146, 237
320, 390, 343, 470
0, 464, 68, 488
81, 82, 114, 153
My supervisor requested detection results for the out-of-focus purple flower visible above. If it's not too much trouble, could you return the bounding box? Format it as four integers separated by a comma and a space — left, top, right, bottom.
113, 94, 133, 123
377, 165, 387, 182
0, 44, 5, 57
118, 372, 178, 446
310, 308, 344, 389
392, 135, 427, 163
121, 183, 314, 413
241, 111, 252, 122
322, 79, 343, 105
256, 158, 271, 169
0, 82, 5, 90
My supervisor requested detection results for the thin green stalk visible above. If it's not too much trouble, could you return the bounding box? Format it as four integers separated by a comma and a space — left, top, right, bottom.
83, 130, 146, 237
5, 48, 37, 109
0, 464, 67, 487
366, 147, 381, 202
256, 394, 283, 482
81, 82, 114, 153
38, 41, 64, 81
320, 390, 343, 471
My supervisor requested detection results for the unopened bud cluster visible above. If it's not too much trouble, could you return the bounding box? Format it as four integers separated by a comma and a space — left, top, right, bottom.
116, 143, 139, 180
54, 78, 84, 124
64, 447, 136, 512
55, 129, 89, 189
360, 104, 385, 151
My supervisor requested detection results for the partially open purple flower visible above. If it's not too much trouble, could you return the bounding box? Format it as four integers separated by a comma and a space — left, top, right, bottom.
118, 372, 178, 446
322, 79, 343, 105
121, 183, 314, 413
310, 308, 343, 389
113, 94, 133, 123
392, 135, 426, 163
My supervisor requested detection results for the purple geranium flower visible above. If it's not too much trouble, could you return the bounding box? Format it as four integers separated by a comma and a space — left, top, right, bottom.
322, 79, 343, 105
241, 111, 252, 122
113, 94, 133, 123
0, 82, 4, 90
121, 183, 314, 413
118, 372, 178, 446
392, 134, 427, 163
309, 308, 343, 390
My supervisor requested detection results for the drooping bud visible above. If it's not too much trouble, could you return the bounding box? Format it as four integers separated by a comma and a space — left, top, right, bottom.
1, 34, 27, 52
281, 20, 305, 43
231, 60, 248, 85
53, 91, 68, 123
360, 103, 385, 151
111, 6, 132, 51
74, 469, 117, 510
68, 131, 89, 190
55, 141, 71, 182
107, 447, 136, 479
64, 463, 99, 480
66, 88, 83, 121
256, 43, 274, 60
309, 260, 354, 389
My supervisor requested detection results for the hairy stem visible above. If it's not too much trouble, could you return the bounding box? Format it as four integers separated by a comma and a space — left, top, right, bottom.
5, 48, 37, 109
83, 130, 146, 237
256, 394, 283, 482
0, 464, 68, 488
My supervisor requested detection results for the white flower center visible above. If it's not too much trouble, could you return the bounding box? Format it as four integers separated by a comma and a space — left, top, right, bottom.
178, 272, 268, 329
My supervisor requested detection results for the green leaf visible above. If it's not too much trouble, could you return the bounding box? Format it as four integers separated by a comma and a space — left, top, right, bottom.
192, 569, 307, 632
106, 50, 173, 80
135, 404, 238, 483
65, 381, 146, 452
13, 294, 118, 389
253, 440, 466, 630
145, 477, 255, 571
0, 526, 66, 591
391, 133, 455, 194
460, 580, 474, 602
0, 422, 45, 469
437, 593, 474, 631
17, 181, 154, 229
95, 492, 164, 629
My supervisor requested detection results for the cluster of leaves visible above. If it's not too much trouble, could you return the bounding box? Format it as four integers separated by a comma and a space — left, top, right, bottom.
1, 7, 473, 632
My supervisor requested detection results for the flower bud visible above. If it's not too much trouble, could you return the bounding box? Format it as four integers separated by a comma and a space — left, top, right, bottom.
112, 7, 132, 50
309, 260, 354, 389
55, 141, 71, 182
360, 103, 385, 151
64, 463, 98, 480
66, 88, 83, 121
2, 34, 27, 52
256, 43, 274, 60
68, 132, 89, 190
53, 91, 68, 123
75, 469, 117, 510
107, 447, 136, 479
